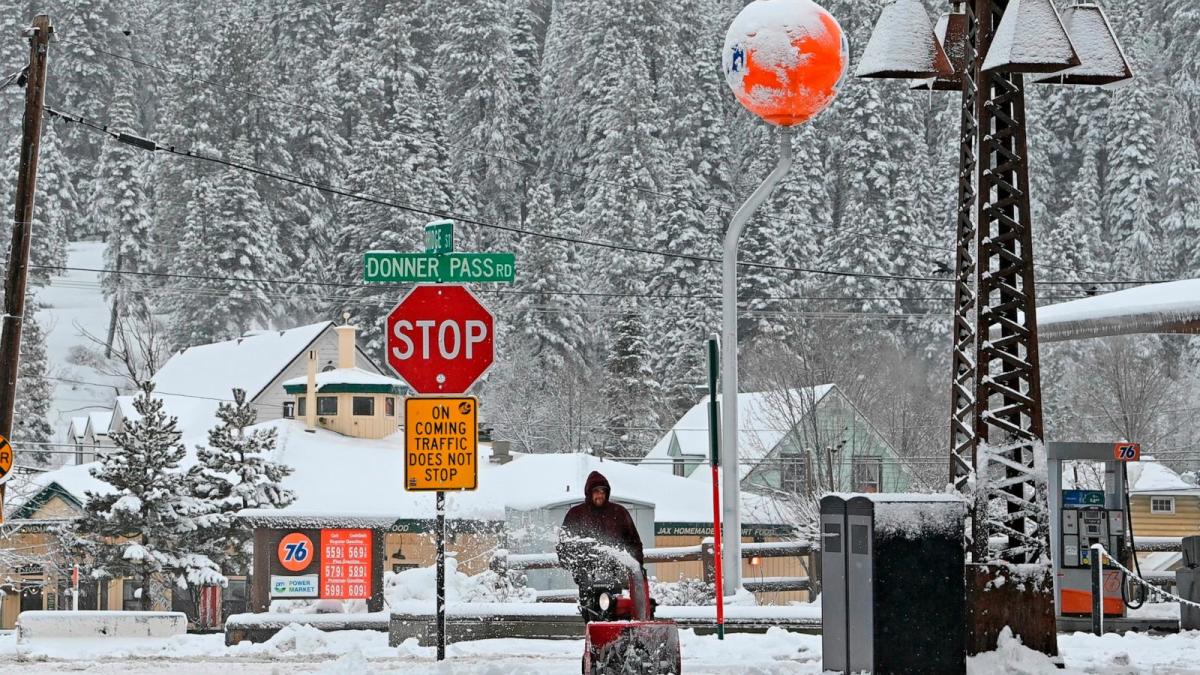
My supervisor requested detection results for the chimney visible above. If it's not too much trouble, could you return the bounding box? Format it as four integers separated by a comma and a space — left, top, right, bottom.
306, 348, 317, 431
491, 440, 513, 465
334, 321, 356, 369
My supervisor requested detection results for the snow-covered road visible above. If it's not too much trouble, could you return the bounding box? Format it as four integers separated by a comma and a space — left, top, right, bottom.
3, 624, 1200, 674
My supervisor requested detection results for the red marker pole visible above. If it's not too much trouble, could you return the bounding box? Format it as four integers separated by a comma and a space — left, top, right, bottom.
706, 337, 725, 639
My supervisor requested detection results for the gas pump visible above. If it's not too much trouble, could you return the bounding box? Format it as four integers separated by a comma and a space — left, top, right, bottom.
1047, 442, 1141, 618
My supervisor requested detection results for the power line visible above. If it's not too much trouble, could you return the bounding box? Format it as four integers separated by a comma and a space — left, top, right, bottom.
46, 105, 978, 287
36, 264, 1098, 306
53, 34, 1154, 287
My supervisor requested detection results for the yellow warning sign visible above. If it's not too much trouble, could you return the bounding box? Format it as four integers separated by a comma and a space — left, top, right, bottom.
0, 434, 12, 486
404, 397, 478, 491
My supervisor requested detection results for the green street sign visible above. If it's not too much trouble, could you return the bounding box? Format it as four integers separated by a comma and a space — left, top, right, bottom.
425, 220, 454, 255
363, 252, 516, 283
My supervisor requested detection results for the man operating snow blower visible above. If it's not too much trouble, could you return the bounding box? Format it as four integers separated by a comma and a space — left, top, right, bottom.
557, 471, 681, 674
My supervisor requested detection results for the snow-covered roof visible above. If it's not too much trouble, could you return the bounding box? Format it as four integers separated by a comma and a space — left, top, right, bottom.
1128, 459, 1199, 495
151, 322, 332, 401
84, 411, 113, 438
66, 416, 89, 440
235, 420, 790, 527
642, 386, 836, 481
980, 0, 1077, 72
6, 461, 115, 518
1037, 279, 1200, 342
110, 392, 223, 440
281, 367, 407, 393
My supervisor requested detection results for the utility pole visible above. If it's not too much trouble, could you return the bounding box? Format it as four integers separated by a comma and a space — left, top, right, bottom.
0, 14, 53, 523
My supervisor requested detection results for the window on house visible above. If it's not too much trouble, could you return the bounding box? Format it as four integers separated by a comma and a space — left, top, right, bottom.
317, 396, 338, 415
282, 401, 295, 419
1151, 497, 1175, 514
780, 452, 807, 493
122, 581, 142, 611
353, 396, 375, 416
322, 365, 336, 372
296, 396, 306, 417
385, 397, 396, 416
75, 444, 83, 465
673, 457, 685, 477
853, 458, 882, 493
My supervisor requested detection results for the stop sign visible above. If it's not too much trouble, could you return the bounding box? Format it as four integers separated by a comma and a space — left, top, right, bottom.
385, 284, 494, 394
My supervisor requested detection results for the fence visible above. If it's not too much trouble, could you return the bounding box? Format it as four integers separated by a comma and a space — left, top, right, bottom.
490, 540, 814, 599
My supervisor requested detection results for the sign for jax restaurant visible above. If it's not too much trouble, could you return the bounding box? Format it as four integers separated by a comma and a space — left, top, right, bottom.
405, 397, 478, 491
320, 529, 372, 600
386, 285, 494, 394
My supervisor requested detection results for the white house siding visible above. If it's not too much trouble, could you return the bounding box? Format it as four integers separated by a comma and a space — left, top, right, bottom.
250, 329, 385, 422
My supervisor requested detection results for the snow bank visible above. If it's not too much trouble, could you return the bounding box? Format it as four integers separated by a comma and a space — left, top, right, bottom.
16, 610, 186, 642
966, 627, 1062, 673
385, 559, 536, 606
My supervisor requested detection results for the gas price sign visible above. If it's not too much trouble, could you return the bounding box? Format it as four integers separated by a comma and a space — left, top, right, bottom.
320, 529, 372, 600
405, 396, 478, 491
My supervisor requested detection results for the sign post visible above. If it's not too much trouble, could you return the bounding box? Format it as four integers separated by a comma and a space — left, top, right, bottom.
706, 337, 725, 639
371, 220, 502, 662
405, 396, 479, 661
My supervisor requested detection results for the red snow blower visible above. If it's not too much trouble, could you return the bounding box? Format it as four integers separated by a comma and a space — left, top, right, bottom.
578, 557, 681, 674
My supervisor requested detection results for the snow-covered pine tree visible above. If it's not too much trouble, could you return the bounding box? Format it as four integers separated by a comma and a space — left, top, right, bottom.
188, 388, 293, 576
512, 182, 587, 367
27, 121, 71, 282
601, 301, 659, 457
13, 293, 53, 466
437, 0, 529, 236
78, 383, 221, 610
169, 139, 279, 347
93, 66, 153, 321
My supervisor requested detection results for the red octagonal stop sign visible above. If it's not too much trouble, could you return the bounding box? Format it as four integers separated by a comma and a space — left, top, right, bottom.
385, 284, 494, 394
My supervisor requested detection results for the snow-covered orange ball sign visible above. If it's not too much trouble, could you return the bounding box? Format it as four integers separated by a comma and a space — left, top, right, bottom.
723, 0, 848, 126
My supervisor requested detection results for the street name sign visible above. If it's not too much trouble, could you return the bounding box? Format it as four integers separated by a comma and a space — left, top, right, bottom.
385, 284, 494, 394
405, 396, 478, 491
363, 252, 515, 283
425, 220, 454, 255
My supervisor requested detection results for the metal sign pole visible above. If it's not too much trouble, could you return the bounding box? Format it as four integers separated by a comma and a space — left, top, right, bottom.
720, 127, 794, 592
436, 489, 446, 660
706, 336, 725, 639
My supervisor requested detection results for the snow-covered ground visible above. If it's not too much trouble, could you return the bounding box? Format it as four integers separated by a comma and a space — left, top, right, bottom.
1, 624, 1199, 673
36, 241, 120, 447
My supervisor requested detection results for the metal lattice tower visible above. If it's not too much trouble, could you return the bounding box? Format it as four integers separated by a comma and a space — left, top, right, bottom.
946, 0, 983, 560
859, 0, 1134, 652
970, 0, 1048, 564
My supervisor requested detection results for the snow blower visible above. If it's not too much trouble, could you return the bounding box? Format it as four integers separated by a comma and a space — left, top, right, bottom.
579, 550, 681, 674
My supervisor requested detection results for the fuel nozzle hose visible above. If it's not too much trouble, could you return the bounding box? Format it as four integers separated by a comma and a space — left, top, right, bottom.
1121, 463, 1147, 610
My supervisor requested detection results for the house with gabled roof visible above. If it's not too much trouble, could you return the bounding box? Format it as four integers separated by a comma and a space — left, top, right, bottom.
642, 385, 914, 496
94, 321, 392, 444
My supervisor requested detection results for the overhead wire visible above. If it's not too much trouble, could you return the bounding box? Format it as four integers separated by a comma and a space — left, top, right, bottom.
50, 35, 1164, 288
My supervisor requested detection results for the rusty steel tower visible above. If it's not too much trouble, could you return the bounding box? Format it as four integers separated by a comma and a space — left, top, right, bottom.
858, 0, 1132, 655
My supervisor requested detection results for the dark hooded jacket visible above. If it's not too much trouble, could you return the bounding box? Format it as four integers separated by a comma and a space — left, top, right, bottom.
557, 471, 645, 576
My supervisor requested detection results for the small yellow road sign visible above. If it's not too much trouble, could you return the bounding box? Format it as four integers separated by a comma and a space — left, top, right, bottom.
0, 434, 12, 485
404, 397, 478, 491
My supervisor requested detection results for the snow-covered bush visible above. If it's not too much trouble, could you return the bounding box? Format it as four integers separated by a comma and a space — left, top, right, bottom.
650, 578, 714, 606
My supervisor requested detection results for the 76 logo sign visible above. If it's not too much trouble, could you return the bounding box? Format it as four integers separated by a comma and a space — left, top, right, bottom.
1113, 442, 1141, 462
277, 532, 315, 572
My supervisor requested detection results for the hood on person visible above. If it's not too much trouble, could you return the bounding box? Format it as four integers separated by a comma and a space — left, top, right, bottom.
584, 470, 610, 507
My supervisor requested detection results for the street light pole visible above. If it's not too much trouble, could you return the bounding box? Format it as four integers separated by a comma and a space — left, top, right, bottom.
720, 127, 793, 593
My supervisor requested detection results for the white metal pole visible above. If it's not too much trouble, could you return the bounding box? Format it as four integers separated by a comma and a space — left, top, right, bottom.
720, 128, 794, 593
